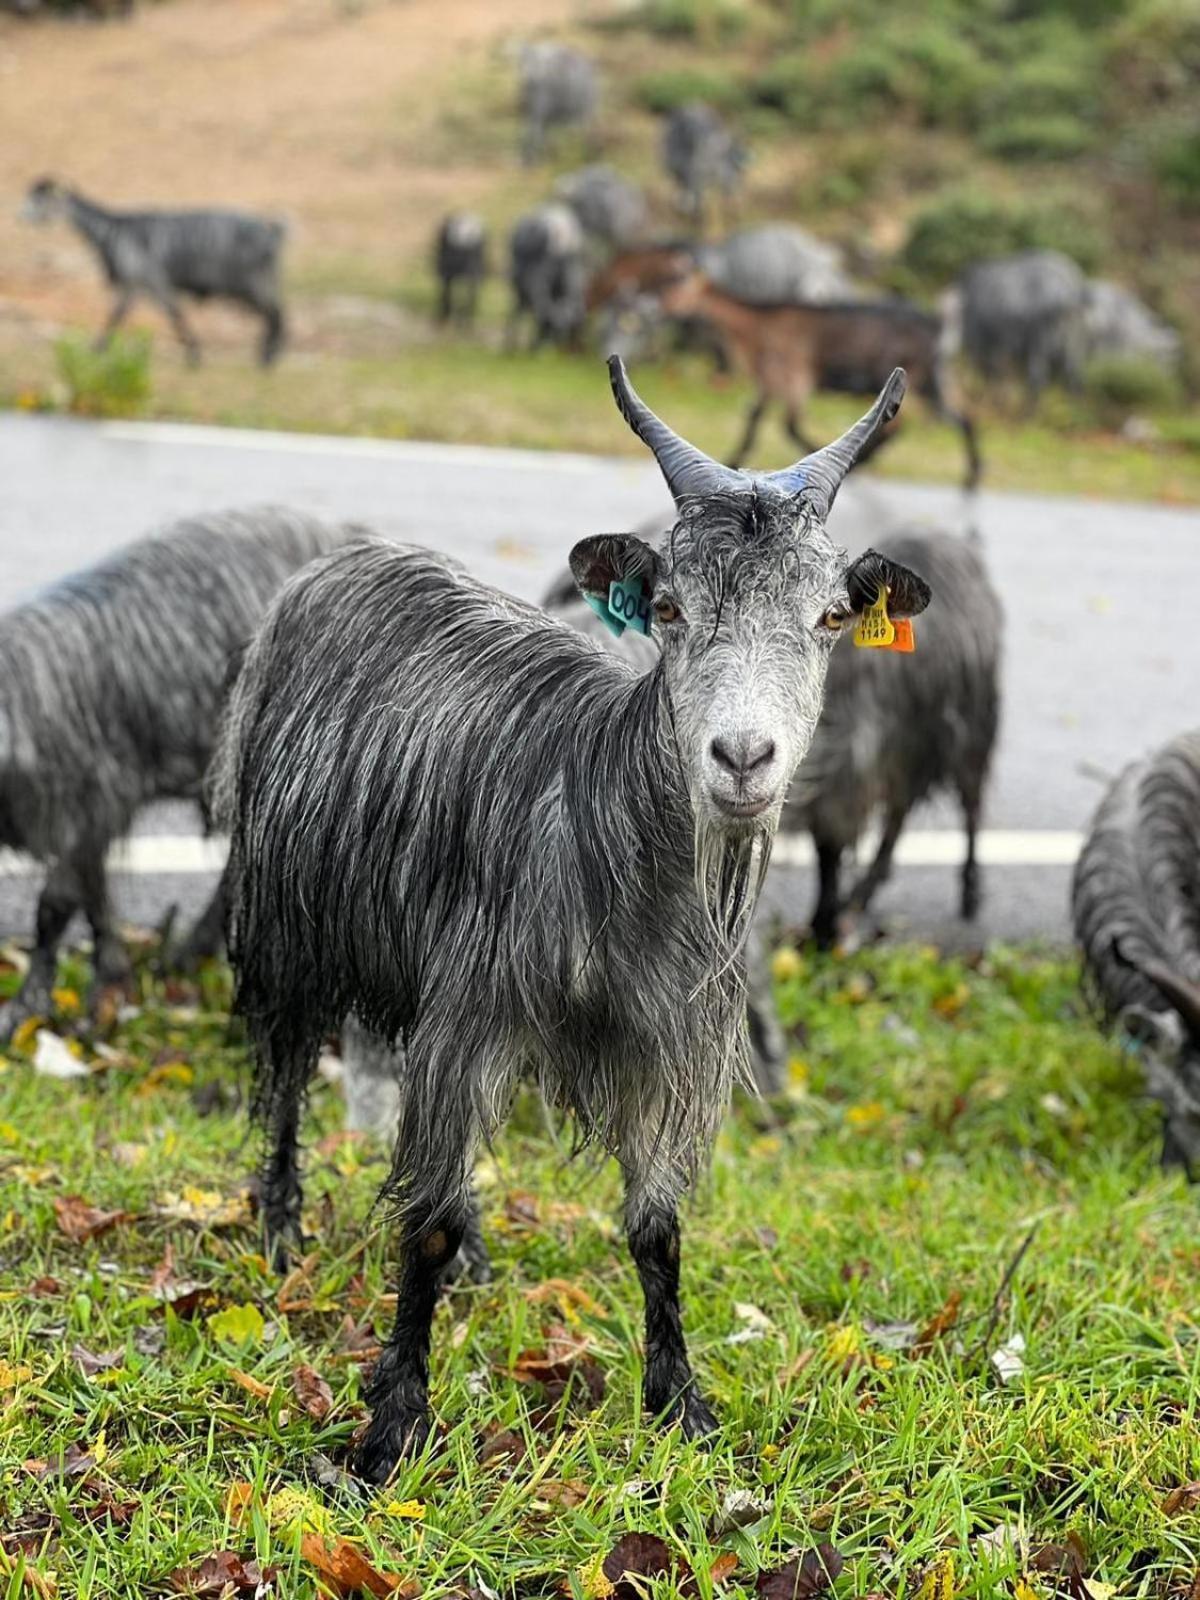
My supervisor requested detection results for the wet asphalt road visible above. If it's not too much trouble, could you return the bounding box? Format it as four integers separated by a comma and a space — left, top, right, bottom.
1, 410, 1197, 950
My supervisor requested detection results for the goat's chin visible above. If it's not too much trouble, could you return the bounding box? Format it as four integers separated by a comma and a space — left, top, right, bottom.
691, 799, 775, 952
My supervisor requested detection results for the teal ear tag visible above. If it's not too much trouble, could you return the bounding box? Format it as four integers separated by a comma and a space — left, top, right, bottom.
585, 592, 626, 638
608, 577, 652, 636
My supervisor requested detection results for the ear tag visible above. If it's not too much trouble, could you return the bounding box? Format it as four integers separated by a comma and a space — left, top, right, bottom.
887, 618, 916, 653
854, 583, 895, 649
608, 577, 652, 637
585, 591, 627, 638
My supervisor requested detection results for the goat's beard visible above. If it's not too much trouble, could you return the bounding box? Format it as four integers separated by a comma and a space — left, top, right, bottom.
692, 806, 775, 957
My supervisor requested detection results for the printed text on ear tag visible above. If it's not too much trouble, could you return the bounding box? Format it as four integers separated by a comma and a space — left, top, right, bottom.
853, 582, 895, 648
608, 577, 652, 636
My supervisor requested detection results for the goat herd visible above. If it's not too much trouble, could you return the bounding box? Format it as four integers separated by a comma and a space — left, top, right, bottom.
2, 345, 1197, 1477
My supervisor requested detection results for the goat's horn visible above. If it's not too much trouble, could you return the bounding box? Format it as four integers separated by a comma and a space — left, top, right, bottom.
1115, 938, 1200, 1039
608, 355, 745, 505
768, 367, 907, 512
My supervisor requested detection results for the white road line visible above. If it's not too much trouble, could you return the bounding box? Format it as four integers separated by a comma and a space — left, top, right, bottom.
0, 829, 1084, 879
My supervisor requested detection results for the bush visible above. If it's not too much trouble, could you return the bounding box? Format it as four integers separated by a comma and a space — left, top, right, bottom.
1155, 126, 1200, 211
1083, 353, 1182, 416
1107, 0, 1200, 102
900, 191, 1106, 283
54, 331, 152, 418
622, 0, 749, 39
981, 113, 1096, 161
633, 67, 747, 114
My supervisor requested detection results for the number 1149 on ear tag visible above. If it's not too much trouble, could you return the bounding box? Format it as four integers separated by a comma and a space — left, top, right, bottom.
854, 583, 916, 653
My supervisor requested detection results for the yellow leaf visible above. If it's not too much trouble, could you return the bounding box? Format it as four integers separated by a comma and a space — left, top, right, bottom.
1082, 1583, 1117, 1600
787, 1054, 809, 1087
771, 947, 804, 983
933, 983, 971, 1020
846, 1101, 886, 1130
206, 1303, 266, 1348
1014, 1584, 1042, 1600
90, 1427, 108, 1467
826, 1325, 863, 1362
0, 1122, 18, 1142
0, 1360, 34, 1388
749, 1134, 781, 1158
916, 1558, 955, 1600
50, 987, 80, 1015
264, 1485, 332, 1535
575, 1554, 616, 1600
11, 1016, 42, 1053
383, 1499, 426, 1520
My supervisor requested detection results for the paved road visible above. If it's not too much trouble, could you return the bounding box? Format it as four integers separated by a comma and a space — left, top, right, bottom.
2, 411, 1197, 949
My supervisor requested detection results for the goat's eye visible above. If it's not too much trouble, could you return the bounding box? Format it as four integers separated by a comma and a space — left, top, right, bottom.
821, 607, 850, 633
654, 597, 681, 625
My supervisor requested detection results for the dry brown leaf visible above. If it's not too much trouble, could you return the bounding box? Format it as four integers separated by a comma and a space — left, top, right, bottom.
478, 1427, 526, 1468
72, 1343, 123, 1378
503, 1191, 541, 1230
293, 1363, 334, 1421
227, 1367, 273, 1401
755, 1544, 844, 1599
0, 1545, 57, 1598
27, 1276, 63, 1298
602, 1533, 687, 1598
168, 1549, 278, 1596
225, 1482, 255, 1526
523, 1278, 606, 1317
912, 1290, 963, 1355
535, 1478, 589, 1508
1165, 1483, 1200, 1516
52, 1193, 128, 1244
299, 1531, 417, 1598
710, 1553, 739, 1586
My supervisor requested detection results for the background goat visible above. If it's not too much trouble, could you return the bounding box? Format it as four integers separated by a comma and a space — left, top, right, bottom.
433, 213, 487, 326
0, 507, 356, 1040
1073, 730, 1200, 1173
957, 250, 1087, 407
661, 103, 746, 229
23, 178, 288, 366
507, 204, 587, 350
517, 44, 598, 165
216, 359, 929, 1481
554, 165, 649, 250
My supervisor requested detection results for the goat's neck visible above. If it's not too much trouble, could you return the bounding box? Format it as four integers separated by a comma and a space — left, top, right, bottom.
63, 191, 121, 251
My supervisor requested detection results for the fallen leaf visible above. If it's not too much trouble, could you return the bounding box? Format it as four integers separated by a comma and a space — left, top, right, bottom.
72, 1344, 123, 1378
503, 1191, 541, 1231
755, 1545, 844, 1599
523, 1278, 606, 1318
914, 1557, 955, 1600
225, 1482, 255, 1525
0, 1360, 34, 1388
33, 1030, 87, 1080
1028, 1534, 1090, 1600
991, 1333, 1026, 1384
35, 1443, 96, 1480
206, 1303, 266, 1349
710, 1553, 739, 1586
932, 983, 970, 1020
602, 1533, 688, 1598
27, 1276, 63, 1297
533, 1480, 588, 1509
52, 1194, 128, 1244
227, 1367, 273, 1400
478, 1427, 525, 1468
0, 1545, 56, 1598
710, 1488, 767, 1536
168, 1550, 278, 1597
293, 1363, 334, 1421
382, 1499, 426, 1520
912, 1291, 962, 1355
335, 1315, 381, 1362
1164, 1482, 1200, 1516
156, 1186, 252, 1228
299, 1532, 417, 1597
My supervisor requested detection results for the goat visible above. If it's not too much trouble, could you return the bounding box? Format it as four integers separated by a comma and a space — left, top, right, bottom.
1082, 281, 1181, 373
792, 527, 1002, 946
698, 224, 856, 306
433, 212, 487, 327
507, 204, 588, 350
0, 507, 356, 1041
555, 165, 649, 250
215, 359, 930, 1480
23, 178, 287, 367
958, 250, 1087, 406
1073, 730, 1200, 1173
653, 267, 982, 488
661, 103, 746, 230
517, 44, 598, 165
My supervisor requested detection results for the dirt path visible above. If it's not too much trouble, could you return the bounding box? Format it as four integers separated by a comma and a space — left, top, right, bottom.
0, 0, 580, 338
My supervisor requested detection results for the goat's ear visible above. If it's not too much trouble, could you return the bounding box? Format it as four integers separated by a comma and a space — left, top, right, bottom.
569, 533, 661, 603
846, 548, 932, 619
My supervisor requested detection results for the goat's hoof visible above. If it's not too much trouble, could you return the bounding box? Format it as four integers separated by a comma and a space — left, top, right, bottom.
677, 1391, 720, 1443
442, 1244, 494, 1288
0, 990, 49, 1046
355, 1408, 433, 1483
263, 1219, 304, 1274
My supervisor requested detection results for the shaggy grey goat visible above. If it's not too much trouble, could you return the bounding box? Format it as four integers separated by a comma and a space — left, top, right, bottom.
555, 165, 649, 250
791, 527, 1002, 946
216, 358, 929, 1480
1082, 281, 1181, 373
698, 224, 855, 306
958, 250, 1087, 405
507, 204, 588, 350
661, 103, 746, 229
0, 507, 354, 1041
433, 212, 487, 326
24, 179, 287, 366
517, 43, 598, 164
1073, 730, 1200, 1173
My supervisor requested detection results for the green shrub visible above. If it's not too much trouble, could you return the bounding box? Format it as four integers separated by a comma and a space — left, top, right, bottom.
623, 0, 749, 39
633, 66, 747, 114
1155, 126, 1200, 210
1107, 0, 1200, 102
54, 331, 152, 418
981, 113, 1096, 161
1083, 353, 1181, 416
900, 191, 1106, 283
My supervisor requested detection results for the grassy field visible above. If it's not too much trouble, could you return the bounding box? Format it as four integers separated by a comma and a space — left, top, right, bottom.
2, 941, 1199, 1597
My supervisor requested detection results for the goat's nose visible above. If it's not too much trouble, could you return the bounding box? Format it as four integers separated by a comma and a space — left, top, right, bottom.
710, 732, 776, 778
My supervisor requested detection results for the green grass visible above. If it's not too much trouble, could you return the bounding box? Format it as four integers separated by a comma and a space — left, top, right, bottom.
3, 941, 1199, 1596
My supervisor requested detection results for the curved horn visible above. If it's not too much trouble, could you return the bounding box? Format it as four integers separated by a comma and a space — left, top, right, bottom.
608, 355, 745, 506
1114, 937, 1200, 1039
767, 367, 907, 513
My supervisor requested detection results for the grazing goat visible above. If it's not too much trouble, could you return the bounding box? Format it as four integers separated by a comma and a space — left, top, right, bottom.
958, 250, 1086, 406
1073, 730, 1200, 1173
661, 103, 746, 229
555, 165, 649, 249
699, 224, 855, 306
507, 204, 587, 350
792, 527, 1002, 946
0, 508, 356, 1041
433, 212, 487, 326
655, 269, 982, 488
23, 179, 287, 366
517, 43, 598, 164
216, 359, 930, 1480
1083, 281, 1181, 372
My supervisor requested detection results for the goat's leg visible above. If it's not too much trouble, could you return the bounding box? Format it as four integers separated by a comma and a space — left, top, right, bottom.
150, 287, 202, 366
810, 839, 842, 950
745, 944, 786, 1095
727, 395, 767, 469
625, 1187, 717, 1440
258, 304, 285, 367
94, 288, 136, 351
175, 869, 228, 968
0, 859, 83, 1041
958, 783, 984, 921
783, 405, 819, 456
77, 851, 133, 995
845, 805, 907, 918
444, 1186, 492, 1286
259, 1028, 316, 1270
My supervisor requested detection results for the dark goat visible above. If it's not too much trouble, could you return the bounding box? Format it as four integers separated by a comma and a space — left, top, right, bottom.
215, 359, 929, 1481
518, 44, 598, 164
793, 527, 1002, 946
1073, 730, 1200, 1173
507, 204, 587, 350
958, 250, 1086, 406
24, 178, 287, 366
0, 508, 356, 1040
434, 212, 487, 326
555, 165, 649, 249
661, 103, 745, 230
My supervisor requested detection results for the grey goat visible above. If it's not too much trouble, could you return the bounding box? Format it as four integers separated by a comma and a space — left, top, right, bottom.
792, 528, 1002, 946
699, 224, 855, 306
555, 165, 649, 249
24, 178, 287, 366
661, 103, 746, 229
1073, 730, 1200, 1173
1082, 281, 1181, 373
518, 43, 598, 165
434, 212, 487, 326
507, 203, 587, 350
958, 249, 1087, 406
215, 359, 929, 1480
0, 507, 354, 1041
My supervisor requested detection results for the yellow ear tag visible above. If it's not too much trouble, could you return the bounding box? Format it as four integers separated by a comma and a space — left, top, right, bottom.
854, 583, 895, 648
